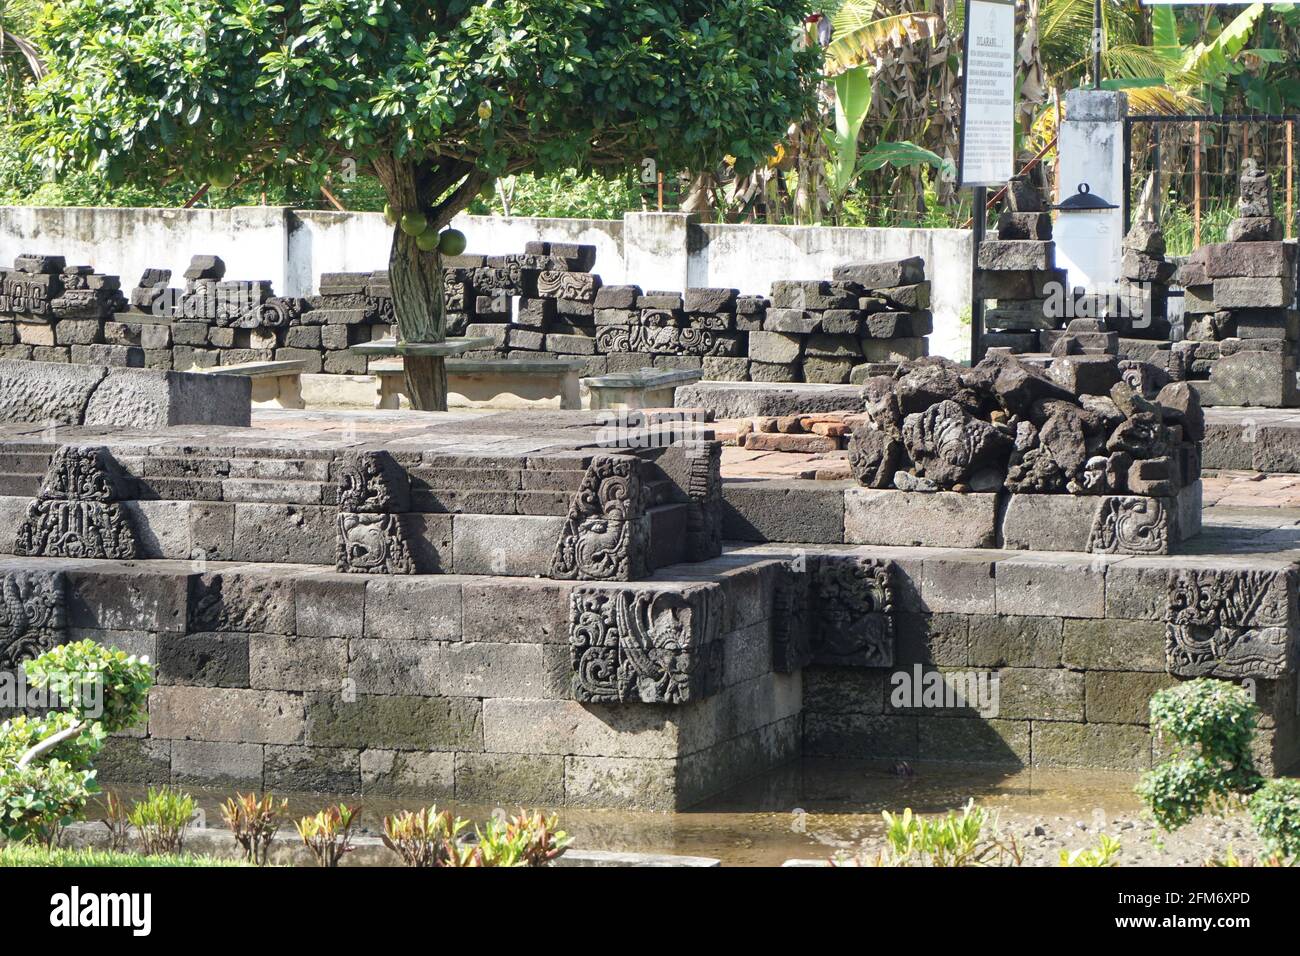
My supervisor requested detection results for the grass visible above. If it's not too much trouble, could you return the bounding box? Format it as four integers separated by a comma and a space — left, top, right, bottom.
0, 844, 250, 867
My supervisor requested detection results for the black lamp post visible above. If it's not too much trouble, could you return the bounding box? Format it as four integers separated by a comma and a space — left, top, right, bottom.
1093, 0, 1103, 90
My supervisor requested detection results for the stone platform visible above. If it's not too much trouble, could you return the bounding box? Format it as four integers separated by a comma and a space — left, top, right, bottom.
0, 406, 1296, 809
1205, 406, 1300, 473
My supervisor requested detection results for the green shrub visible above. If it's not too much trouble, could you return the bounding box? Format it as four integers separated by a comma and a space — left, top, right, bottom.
221, 792, 288, 866
1138, 678, 1262, 831
1249, 778, 1300, 861
0, 641, 153, 846
0, 845, 248, 868
1060, 834, 1123, 867
838, 800, 1022, 867
127, 787, 196, 856
296, 804, 360, 868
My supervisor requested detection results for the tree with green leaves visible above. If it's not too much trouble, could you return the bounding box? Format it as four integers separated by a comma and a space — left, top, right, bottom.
27, 0, 818, 408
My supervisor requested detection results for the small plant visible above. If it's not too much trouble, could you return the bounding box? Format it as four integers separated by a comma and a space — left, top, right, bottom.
221, 792, 288, 866
1138, 679, 1261, 831
381, 806, 468, 867
1060, 834, 1123, 867
474, 810, 571, 867
102, 791, 131, 853
127, 787, 196, 856
0, 760, 94, 848
296, 804, 360, 868
1248, 778, 1300, 862
838, 800, 1021, 867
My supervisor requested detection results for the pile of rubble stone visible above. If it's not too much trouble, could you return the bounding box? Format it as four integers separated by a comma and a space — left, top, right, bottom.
1173, 159, 1299, 407
846, 352, 1202, 497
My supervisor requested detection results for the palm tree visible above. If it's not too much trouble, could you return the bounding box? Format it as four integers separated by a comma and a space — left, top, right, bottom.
0, 0, 43, 119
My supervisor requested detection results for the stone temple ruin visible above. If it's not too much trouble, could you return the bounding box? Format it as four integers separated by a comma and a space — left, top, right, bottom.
0, 282, 1297, 807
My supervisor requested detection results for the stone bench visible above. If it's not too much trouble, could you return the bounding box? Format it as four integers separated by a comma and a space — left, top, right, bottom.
372, 357, 586, 410
195, 359, 307, 410
582, 366, 702, 410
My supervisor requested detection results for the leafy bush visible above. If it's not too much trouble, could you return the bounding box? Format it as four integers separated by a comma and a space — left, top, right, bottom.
1137, 679, 1262, 831
381, 806, 468, 867
1249, 778, 1300, 861
296, 804, 360, 868
0, 641, 152, 846
1060, 834, 1123, 867
221, 792, 288, 866
127, 787, 196, 856
837, 800, 1022, 867
472, 810, 571, 867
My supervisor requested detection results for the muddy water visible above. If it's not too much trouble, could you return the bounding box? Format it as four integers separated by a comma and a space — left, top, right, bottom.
101, 759, 1149, 867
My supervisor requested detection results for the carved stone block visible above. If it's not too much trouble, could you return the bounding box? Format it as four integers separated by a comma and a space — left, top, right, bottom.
569, 585, 724, 704
0, 570, 65, 669
1087, 496, 1171, 554
336, 513, 414, 575
1165, 568, 1296, 679
682, 440, 723, 561
15, 445, 139, 560
335, 450, 410, 514
809, 555, 896, 667
550, 455, 650, 581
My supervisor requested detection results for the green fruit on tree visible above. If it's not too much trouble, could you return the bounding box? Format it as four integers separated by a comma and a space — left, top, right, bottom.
399, 211, 428, 236
415, 230, 440, 252
208, 165, 237, 189
382, 203, 395, 225
437, 229, 467, 256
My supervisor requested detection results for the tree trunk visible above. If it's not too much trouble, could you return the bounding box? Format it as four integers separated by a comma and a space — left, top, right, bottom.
376, 158, 448, 411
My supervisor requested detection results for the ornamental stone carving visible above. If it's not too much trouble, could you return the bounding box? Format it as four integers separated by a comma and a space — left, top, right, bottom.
15, 446, 139, 560
1087, 496, 1171, 554
1165, 568, 1295, 679
0, 570, 64, 669
809, 556, 896, 667
569, 584, 724, 704
334, 450, 414, 574
550, 455, 649, 581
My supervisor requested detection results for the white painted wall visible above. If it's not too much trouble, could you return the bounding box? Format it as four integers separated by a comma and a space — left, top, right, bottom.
0, 205, 973, 358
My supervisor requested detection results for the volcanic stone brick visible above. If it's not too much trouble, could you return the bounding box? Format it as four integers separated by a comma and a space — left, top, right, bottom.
999, 493, 1100, 552
1060, 618, 1165, 671
452, 514, 566, 575
324, 351, 367, 374
516, 297, 556, 328
461, 578, 571, 644
802, 667, 888, 715
481, 698, 680, 759
264, 745, 361, 793
1204, 241, 1295, 278
804, 712, 918, 759
363, 577, 461, 641
748, 361, 801, 382
361, 750, 455, 795
919, 557, 994, 614
169, 740, 263, 788
562, 756, 679, 810
978, 240, 1055, 272
156, 632, 250, 687
306, 694, 482, 751
455, 752, 565, 805
593, 286, 641, 309
917, 717, 1031, 764
684, 288, 738, 313
229, 503, 335, 564
187, 572, 296, 635
1227, 216, 1283, 242
1085, 671, 1178, 724
894, 613, 969, 669
1032, 721, 1151, 770
294, 573, 366, 638
250, 634, 348, 692
65, 567, 188, 633
996, 211, 1052, 240
1213, 277, 1294, 309
149, 686, 306, 744
967, 615, 1063, 668
348, 639, 444, 696
722, 479, 846, 543
832, 257, 925, 288
748, 331, 803, 364
995, 667, 1084, 721
95, 738, 172, 785
995, 557, 1106, 618
440, 642, 545, 698
844, 490, 999, 548
802, 357, 855, 384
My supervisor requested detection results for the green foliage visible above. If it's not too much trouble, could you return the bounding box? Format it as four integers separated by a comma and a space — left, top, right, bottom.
381, 805, 469, 867
1059, 833, 1123, 867
477, 168, 644, 220
296, 803, 359, 867
844, 799, 1022, 867
0, 844, 249, 867
472, 810, 571, 867
28, 0, 819, 194
25, 639, 153, 734
1138, 679, 1262, 832
0, 760, 95, 847
1249, 778, 1300, 862
128, 787, 197, 856
221, 791, 288, 865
